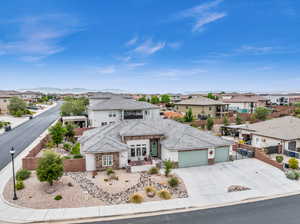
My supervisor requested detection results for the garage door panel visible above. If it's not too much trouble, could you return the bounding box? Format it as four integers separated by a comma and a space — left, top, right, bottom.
179, 150, 208, 168
215, 147, 229, 163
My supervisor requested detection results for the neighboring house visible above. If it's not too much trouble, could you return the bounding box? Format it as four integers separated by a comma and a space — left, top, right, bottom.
79, 119, 232, 171
174, 96, 229, 119
0, 95, 11, 114
229, 116, 300, 157
221, 94, 268, 113
88, 93, 160, 127
20, 91, 43, 102
261, 93, 300, 106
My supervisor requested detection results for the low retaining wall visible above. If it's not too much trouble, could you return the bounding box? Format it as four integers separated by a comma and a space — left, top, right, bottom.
237, 143, 283, 170
63, 158, 86, 172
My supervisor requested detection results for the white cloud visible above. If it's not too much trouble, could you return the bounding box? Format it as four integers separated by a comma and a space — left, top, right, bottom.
126, 36, 138, 46
176, 0, 226, 32
96, 66, 116, 74
126, 63, 146, 68
193, 12, 226, 31
133, 39, 165, 55
0, 14, 82, 62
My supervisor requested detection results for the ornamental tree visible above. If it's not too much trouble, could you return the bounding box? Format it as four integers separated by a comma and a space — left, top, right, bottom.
37, 150, 64, 186
49, 122, 66, 147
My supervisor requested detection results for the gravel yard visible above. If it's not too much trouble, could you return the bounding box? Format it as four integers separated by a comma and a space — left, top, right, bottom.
3, 170, 188, 209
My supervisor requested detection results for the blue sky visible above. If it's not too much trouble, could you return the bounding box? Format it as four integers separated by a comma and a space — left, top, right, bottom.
0, 0, 300, 93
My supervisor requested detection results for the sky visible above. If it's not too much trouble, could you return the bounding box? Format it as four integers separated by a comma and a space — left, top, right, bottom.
0, 0, 300, 93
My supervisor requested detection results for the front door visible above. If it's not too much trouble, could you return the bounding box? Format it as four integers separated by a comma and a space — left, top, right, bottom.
150, 139, 158, 157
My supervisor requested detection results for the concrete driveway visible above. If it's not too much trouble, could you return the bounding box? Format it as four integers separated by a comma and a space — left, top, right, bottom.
175, 159, 300, 207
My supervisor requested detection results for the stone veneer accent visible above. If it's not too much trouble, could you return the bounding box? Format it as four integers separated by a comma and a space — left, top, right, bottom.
208, 158, 215, 165
95, 152, 120, 170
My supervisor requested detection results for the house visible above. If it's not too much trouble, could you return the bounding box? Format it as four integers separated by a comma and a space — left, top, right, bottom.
261, 93, 300, 106
0, 95, 11, 114
79, 118, 232, 171
174, 96, 229, 119
20, 91, 43, 102
227, 116, 300, 157
88, 93, 160, 127
221, 94, 268, 113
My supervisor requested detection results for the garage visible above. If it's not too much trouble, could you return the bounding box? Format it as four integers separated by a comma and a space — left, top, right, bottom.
215, 146, 230, 163
178, 150, 208, 168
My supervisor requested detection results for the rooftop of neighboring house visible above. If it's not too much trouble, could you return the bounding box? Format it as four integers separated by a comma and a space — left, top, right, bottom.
221, 95, 268, 103
79, 119, 231, 153
88, 94, 159, 111
175, 96, 228, 106
228, 116, 300, 140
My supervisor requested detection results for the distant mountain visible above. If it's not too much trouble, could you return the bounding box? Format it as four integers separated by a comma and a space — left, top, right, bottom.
18, 87, 130, 94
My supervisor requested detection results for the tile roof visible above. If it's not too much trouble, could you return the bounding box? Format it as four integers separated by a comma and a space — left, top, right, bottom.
79, 119, 231, 153
239, 116, 300, 140
222, 95, 268, 103
88, 95, 159, 111
175, 96, 227, 106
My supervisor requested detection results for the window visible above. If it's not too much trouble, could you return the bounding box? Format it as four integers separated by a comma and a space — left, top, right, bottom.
142, 144, 147, 156
109, 121, 115, 124
109, 111, 116, 117
130, 145, 135, 157
102, 155, 113, 167
101, 122, 107, 126
136, 144, 141, 156
186, 106, 189, 109
209, 107, 212, 111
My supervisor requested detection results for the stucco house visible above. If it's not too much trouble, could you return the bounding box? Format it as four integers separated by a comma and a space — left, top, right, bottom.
221, 94, 268, 113
88, 93, 160, 127
79, 119, 232, 171
0, 95, 11, 114
227, 116, 300, 157
174, 96, 229, 119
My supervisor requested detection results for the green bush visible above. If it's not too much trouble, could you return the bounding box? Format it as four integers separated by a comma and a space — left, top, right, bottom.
63, 156, 71, 159
168, 177, 179, 187
106, 168, 114, 175
63, 143, 72, 151
16, 169, 31, 181
158, 189, 172, 200
70, 143, 80, 155
54, 195, 62, 200
130, 193, 144, 204
276, 155, 284, 163
45, 140, 55, 149
163, 160, 174, 177
288, 158, 299, 169
286, 170, 299, 180
16, 180, 24, 190
73, 154, 83, 159
148, 167, 159, 175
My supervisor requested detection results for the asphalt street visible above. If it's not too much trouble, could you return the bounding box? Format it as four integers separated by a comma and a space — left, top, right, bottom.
86, 194, 300, 224
0, 103, 61, 170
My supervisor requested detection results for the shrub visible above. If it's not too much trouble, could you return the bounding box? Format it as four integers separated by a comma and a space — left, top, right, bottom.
206, 117, 214, 130
16, 180, 24, 190
163, 160, 173, 177
73, 154, 83, 159
63, 143, 72, 151
130, 193, 144, 204
148, 167, 159, 175
45, 140, 55, 149
145, 186, 156, 197
63, 156, 71, 159
276, 155, 284, 163
286, 170, 297, 180
70, 143, 80, 155
104, 178, 109, 182
54, 195, 62, 200
37, 150, 64, 186
106, 168, 114, 176
168, 177, 179, 187
109, 174, 119, 181
158, 189, 172, 200
288, 158, 299, 169
16, 169, 31, 181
